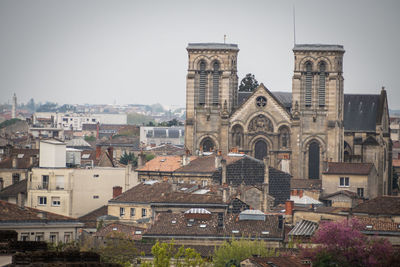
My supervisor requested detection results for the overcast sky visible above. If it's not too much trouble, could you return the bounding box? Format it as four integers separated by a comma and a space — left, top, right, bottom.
1, 0, 399, 110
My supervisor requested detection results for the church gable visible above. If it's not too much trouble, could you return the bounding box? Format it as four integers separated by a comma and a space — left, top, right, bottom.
230, 84, 291, 130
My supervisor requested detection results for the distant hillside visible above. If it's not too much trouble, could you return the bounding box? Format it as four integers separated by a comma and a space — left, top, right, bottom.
390, 109, 400, 116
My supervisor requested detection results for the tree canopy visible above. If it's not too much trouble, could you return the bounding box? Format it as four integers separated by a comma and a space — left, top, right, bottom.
238, 73, 259, 92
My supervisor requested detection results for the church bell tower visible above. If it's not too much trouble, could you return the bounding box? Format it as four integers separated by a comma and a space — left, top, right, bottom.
184, 43, 239, 155
290, 44, 345, 179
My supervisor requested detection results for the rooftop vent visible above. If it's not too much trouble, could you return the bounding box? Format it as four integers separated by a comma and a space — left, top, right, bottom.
366, 225, 373, 229
112, 227, 117, 231
135, 230, 142, 235
187, 223, 193, 227
171, 220, 176, 224
199, 224, 207, 228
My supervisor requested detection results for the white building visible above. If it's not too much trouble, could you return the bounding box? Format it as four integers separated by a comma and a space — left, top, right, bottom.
140, 126, 184, 146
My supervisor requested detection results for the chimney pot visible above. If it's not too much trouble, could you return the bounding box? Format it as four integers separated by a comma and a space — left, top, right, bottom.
285, 200, 294, 216
113, 186, 123, 198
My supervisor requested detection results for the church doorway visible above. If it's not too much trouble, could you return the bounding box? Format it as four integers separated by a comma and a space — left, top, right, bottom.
308, 141, 320, 179
201, 138, 215, 152
254, 139, 268, 160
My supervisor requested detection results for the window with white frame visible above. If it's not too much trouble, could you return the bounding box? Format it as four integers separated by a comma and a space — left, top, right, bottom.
35, 233, 44, 241
38, 196, 47, 205
20, 233, 29, 241
357, 188, 364, 197
51, 197, 61, 206
339, 177, 349, 187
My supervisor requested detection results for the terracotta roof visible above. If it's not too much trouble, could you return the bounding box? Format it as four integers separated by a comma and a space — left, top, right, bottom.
145, 212, 283, 239
0, 179, 27, 199
78, 205, 108, 228
0, 148, 39, 169
137, 156, 196, 172
109, 182, 173, 203
94, 223, 145, 240
323, 162, 373, 175
393, 159, 400, 167
357, 217, 400, 232
291, 179, 321, 190
0, 200, 79, 223
352, 196, 400, 215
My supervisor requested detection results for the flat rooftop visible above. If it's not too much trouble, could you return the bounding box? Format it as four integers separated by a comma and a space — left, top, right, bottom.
293, 44, 344, 52
187, 43, 239, 50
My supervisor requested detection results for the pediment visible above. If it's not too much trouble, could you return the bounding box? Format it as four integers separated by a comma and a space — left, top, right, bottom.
230, 84, 291, 130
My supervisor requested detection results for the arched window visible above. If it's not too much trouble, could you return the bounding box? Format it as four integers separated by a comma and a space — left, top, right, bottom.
308, 141, 320, 179
279, 126, 290, 148
319, 62, 326, 107
201, 138, 215, 152
199, 60, 206, 105
212, 61, 220, 105
305, 62, 312, 107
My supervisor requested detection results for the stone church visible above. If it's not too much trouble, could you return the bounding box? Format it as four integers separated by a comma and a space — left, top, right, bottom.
184, 43, 392, 195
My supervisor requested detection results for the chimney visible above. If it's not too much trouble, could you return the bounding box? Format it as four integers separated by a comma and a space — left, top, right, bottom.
17, 192, 25, 209
215, 153, 222, 169
96, 146, 102, 160
12, 157, 17, 169
96, 122, 100, 139
113, 186, 123, 198
285, 200, 294, 216
221, 159, 227, 185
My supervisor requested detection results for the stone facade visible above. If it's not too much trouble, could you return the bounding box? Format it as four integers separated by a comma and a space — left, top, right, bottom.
184, 42, 392, 195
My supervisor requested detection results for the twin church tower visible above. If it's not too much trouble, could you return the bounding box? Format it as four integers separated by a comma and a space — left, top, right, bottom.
184, 42, 346, 180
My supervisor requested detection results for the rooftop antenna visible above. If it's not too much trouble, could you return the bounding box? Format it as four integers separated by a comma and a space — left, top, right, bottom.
293, 4, 296, 46
224, 34, 226, 44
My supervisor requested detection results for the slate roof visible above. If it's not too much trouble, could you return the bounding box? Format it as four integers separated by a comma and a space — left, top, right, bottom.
288, 220, 318, 237
272, 91, 292, 109
351, 196, 400, 215
268, 167, 292, 206
237, 92, 252, 106
0, 200, 80, 223
144, 212, 283, 240
137, 155, 196, 172
66, 138, 93, 150
187, 43, 239, 51
320, 190, 361, 200
153, 192, 224, 205
78, 205, 108, 228
290, 179, 321, 190
94, 223, 145, 240
108, 182, 172, 204
0, 179, 27, 199
293, 44, 344, 52
323, 162, 373, 175
175, 154, 243, 173
343, 94, 380, 132
82, 124, 97, 131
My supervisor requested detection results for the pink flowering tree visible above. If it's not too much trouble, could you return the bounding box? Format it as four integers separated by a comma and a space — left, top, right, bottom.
303, 218, 394, 267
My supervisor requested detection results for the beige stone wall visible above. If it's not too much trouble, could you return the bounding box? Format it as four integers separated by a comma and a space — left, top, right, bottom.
322, 171, 379, 199
108, 203, 151, 224
185, 46, 238, 155
291, 49, 344, 179
0, 169, 28, 189
27, 166, 137, 218
293, 210, 346, 224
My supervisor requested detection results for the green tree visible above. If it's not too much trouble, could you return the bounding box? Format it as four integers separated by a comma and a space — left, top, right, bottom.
0, 118, 20, 129
84, 135, 96, 142
238, 73, 259, 92
119, 152, 137, 166
213, 238, 277, 267
145, 154, 155, 162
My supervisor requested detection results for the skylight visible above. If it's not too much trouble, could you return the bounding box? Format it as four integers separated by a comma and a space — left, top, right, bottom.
232, 230, 239, 234
199, 224, 207, 228
17, 154, 24, 158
